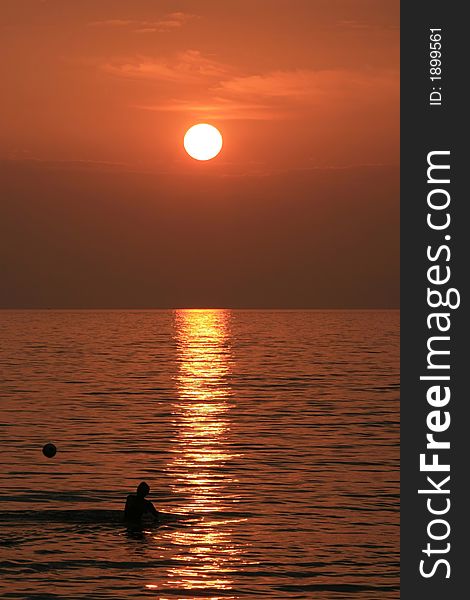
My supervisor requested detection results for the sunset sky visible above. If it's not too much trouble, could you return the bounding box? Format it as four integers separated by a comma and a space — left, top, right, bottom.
0, 0, 399, 308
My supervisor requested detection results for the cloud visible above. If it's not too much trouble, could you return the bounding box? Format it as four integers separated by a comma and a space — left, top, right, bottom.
99, 46, 397, 122
0, 156, 131, 172
136, 98, 279, 120
216, 68, 398, 104
89, 12, 196, 33
133, 65, 398, 121
102, 50, 230, 83
89, 19, 134, 27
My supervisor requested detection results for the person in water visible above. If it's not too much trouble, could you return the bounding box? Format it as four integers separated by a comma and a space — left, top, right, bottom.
124, 481, 159, 523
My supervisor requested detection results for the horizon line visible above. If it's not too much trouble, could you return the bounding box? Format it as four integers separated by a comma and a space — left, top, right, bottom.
0, 307, 400, 311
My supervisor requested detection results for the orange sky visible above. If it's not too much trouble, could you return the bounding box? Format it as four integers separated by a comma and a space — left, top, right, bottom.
0, 1, 399, 308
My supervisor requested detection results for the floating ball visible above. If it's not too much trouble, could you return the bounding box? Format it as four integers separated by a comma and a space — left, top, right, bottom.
42, 443, 57, 458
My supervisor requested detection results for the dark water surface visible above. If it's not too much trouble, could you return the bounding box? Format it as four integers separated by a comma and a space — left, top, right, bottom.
0, 310, 399, 599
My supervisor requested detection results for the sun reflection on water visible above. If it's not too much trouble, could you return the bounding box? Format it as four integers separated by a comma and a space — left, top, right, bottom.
158, 309, 243, 598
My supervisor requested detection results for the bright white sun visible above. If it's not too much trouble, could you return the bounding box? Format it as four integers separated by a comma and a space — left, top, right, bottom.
184, 124, 223, 161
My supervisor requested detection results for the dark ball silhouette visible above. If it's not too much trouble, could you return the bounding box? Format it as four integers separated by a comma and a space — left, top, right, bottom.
42, 443, 57, 458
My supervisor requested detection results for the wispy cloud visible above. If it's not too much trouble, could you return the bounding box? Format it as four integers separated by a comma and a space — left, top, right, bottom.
131, 64, 398, 120
89, 19, 133, 27
102, 50, 230, 83
136, 99, 279, 120
98, 46, 397, 122
216, 68, 398, 103
89, 12, 196, 33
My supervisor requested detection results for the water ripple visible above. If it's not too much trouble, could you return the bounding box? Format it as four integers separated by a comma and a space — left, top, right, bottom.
0, 310, 399, 599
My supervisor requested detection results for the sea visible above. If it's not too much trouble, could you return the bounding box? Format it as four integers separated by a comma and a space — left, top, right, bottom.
0, 310, 399, 599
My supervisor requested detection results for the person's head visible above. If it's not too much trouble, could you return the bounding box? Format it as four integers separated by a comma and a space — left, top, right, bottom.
136, 481, 150, 497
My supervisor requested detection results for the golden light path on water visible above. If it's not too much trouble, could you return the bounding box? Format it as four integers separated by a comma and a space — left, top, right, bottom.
153, 309, 244, 598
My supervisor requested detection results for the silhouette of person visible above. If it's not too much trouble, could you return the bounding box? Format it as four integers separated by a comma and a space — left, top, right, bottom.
124, 481, 159, 523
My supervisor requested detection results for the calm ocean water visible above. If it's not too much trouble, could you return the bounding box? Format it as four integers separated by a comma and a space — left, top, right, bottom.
0, 310, 399, 599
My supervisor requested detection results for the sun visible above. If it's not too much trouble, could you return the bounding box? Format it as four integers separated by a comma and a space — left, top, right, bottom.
184, 124, 223, 161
